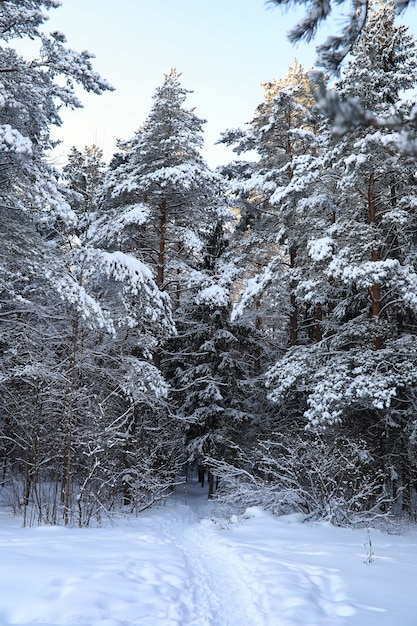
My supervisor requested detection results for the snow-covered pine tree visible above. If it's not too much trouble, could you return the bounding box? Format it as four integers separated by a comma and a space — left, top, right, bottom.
0, 1, 125, 523
266, 0, 417, 516
99, 69, 226, 301
83, 71, 234, 507
63, 145, 107, 235
52, 144, 180, 523
219, 60, 317, 345
220, 60, 316, 230
267, 0, 409, 73
267, 0, 417, 155
0, 2, 112, 223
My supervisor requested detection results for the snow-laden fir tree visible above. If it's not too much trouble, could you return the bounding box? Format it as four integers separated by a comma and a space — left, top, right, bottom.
0, 1, 112, 338
161, 222, 267, 497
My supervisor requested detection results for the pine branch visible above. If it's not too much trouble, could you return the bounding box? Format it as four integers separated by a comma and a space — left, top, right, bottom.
267, 0, 412, 73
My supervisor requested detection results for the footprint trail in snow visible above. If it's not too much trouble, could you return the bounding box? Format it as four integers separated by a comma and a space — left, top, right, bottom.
0, 480, 415, 625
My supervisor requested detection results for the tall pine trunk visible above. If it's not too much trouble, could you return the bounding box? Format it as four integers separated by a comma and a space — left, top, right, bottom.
368, 173, 381, 349
157, 200, 167, 290
289, 246, 298, 344
63, 316, 78, 525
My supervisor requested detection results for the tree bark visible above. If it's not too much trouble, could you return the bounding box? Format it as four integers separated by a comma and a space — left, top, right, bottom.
208, 471, 215, 499
63, 317, 78, 525
290, 247, 298, 345
315, 303, 323, 342
368, 173, 381, 349
157, 200, 167, 289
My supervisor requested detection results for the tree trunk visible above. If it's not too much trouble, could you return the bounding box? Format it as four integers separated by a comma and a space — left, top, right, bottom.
289, 246, 298, 345
253, 299, 262, 373
208, 471, 215, 499
63, 317, 78, 525
157, 200, 167, 289
198, 465, 205, 487
315, 304, 323, 343
368, 174, 381, 349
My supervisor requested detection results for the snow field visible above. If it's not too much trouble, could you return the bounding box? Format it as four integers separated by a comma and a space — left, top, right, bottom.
0, 483, 416, 626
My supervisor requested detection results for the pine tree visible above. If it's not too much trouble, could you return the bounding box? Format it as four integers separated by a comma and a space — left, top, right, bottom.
0, 1, 124, 524
219, 60, 317, 345
63, 145, 106, 234
56, 145, 178, 522
100, 69, 226, 300
266, 1, 417, 515
266, 0, 404, 73
89, 72, 235, 507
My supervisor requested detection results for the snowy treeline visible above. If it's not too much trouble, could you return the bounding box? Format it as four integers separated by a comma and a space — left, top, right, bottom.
1, 0, 417, 526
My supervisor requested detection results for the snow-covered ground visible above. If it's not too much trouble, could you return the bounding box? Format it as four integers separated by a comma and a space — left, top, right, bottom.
0, 482, 416, 626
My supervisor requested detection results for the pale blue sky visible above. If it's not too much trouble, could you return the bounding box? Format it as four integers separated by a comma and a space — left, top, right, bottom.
45, 0, 416, 167
44, 0, 316, 166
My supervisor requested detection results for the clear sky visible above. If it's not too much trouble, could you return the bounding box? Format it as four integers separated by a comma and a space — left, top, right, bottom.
44, 0, 416, 168
42, 0, 316, 167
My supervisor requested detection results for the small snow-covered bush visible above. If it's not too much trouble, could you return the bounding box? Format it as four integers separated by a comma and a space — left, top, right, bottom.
210, 434, 393, 526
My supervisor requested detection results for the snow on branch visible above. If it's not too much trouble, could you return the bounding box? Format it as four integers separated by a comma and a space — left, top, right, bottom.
327, 258, 400, 288
49, 273, 115, 334
266, 0, 368, 73
312, 77, 403, 135
195, 284, 230, 309
0, 124, 32, 155
307, 236, 334, 262
97, 249, 154, 291
232, 258, 281, 321
309, 66, 417, 149
119, 357, 169, 402
95, 250, 175, 334
39, 33, 114, 98
267, 338, 417, 430
88, 203, 150, 245
142, 163, 219, 191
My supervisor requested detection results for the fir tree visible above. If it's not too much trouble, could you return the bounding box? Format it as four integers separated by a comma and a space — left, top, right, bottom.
162, 223, 264, 497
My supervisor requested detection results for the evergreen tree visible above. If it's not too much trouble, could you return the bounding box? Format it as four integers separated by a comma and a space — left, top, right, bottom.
162, 223, 265, 497
99, 69, 226, 299
219, 60, 317, 345
0, 1, 154, 524
266, 1, 417, 515
267, 0, 417, 155
267, 0, 409, 73
92, 70, 239, 504
54, 145, 179, 522
63, 145, 106, 234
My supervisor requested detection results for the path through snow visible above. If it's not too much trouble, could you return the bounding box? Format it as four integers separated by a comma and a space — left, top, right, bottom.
0, 481, 416, 625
